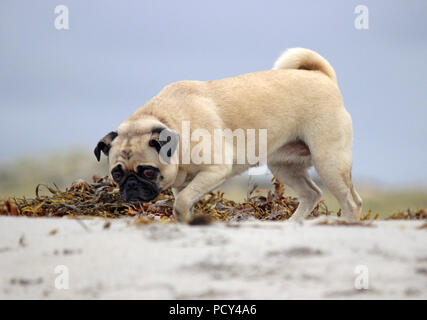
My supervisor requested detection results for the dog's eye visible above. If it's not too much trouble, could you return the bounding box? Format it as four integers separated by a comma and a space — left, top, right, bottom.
112, 172, 122, 181
137, 166, 157, 180
111, 166, 123, 182
143, 168, 155, 179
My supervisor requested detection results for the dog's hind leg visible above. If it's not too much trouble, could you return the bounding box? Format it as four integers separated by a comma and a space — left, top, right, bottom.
314, 161, 362, 221
269, 162, 322, 222
309, 142, 362, 222
303, 107, 362, 221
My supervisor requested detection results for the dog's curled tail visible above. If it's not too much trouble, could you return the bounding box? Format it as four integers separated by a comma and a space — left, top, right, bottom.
273, 48, 337, 84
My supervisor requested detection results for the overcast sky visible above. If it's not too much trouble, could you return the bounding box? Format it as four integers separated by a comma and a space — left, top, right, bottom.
0, 0, 426, 186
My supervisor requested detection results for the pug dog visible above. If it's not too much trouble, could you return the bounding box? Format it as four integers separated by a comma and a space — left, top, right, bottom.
94, 48, 362, 222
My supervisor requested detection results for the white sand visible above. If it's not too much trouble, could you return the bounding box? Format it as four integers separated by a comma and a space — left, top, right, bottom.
0, 216, 426, 299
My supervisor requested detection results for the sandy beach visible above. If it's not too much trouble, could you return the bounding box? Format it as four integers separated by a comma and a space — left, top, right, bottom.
0, 216, 426, 299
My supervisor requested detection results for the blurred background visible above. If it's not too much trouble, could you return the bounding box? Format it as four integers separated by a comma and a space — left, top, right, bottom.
1, 0, 426, 216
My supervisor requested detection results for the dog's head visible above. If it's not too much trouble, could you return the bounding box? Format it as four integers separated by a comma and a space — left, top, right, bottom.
94, 118, 179, 203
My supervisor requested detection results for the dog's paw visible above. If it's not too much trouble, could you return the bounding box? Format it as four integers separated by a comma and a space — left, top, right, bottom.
172, 207, 190, 223
173, 197, 194, 223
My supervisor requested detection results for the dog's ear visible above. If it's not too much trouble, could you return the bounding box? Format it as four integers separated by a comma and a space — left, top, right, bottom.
94, 131, 118, 161
149, 127, 179, 164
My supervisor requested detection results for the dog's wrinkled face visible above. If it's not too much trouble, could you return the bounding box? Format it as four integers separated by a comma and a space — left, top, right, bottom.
111, 163, 160, 202
94, 119, 179, 203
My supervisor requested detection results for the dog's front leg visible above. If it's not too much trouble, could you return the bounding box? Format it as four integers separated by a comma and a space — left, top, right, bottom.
173, 165, 231, 222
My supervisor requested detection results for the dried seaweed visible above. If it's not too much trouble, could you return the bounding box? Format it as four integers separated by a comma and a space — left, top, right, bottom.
386, 208, 427, 220
0, 176, 426, 223
0, 176, 174, 220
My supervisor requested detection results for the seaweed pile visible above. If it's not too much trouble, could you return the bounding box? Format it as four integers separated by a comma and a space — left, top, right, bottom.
0, 176, 173, 220
0, 176, 316, 222
0, 176, 425, 222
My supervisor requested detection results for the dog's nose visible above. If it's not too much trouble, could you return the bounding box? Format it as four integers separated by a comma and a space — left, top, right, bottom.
126, 177, 138, 188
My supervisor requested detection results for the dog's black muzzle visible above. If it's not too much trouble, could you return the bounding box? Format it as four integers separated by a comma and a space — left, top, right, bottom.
119, 174, 160, 203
